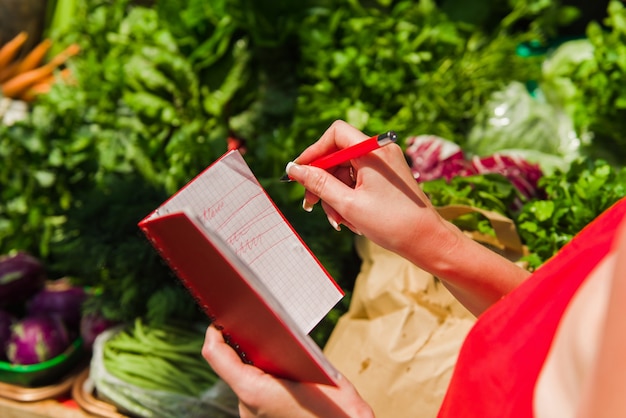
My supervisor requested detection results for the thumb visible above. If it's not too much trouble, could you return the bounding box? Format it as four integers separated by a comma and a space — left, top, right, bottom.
202, 325, 264, 392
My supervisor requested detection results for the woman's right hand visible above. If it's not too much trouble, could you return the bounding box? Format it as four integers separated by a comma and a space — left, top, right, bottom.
287, 120, 529, 315
286, 120, 455, 265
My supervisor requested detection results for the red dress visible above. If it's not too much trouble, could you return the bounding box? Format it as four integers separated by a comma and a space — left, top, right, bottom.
437, 197, 626, 418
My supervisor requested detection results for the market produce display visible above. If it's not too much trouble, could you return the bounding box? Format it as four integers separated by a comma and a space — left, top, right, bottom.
1, 0, 626, 415
0, 0, 595, 332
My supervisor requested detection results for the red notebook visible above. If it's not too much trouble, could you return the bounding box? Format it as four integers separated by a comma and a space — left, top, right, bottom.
138, 150, 343, 385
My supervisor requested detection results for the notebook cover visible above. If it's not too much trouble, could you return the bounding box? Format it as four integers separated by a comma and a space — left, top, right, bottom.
142, 150, 343, 334
139, 211, 340, 386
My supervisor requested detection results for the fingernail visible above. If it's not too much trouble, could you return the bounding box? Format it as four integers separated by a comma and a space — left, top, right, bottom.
327, 215, 341, 231
302, 198, 314, 212
286, 161, 303, 178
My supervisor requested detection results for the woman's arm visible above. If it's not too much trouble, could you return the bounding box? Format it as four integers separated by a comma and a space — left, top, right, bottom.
576, 217, 626, 418
200, 120, 532, 416
288, 120, 529, 315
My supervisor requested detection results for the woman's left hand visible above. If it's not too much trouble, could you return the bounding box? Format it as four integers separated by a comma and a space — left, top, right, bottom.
202, 326, 375, 418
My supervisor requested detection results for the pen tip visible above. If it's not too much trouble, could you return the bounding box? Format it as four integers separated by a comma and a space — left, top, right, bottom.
279, 174, 292, 182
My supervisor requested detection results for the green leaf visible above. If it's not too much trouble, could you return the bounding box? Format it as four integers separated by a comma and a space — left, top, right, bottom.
34, 171, 56, 188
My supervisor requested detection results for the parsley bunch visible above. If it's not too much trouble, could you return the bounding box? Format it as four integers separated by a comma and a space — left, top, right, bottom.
516, 158, 626, 268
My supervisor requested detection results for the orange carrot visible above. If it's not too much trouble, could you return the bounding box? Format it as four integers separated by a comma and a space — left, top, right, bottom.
19, 67, 76, 102
19, 81, 53, 102
1, 38, 56, 82
0, 31, 28, 69
19, 85, 48, 102
1, 43, 80, 98
15, 38, 53, 74
0, 60, 20, 83
1, 67, 50, 98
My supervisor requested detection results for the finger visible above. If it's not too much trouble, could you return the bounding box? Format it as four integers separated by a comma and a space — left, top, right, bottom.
301, 164, 354, 212
334, 164, 356, 185
295, 120, 368, 165
202, 326, 263, 392
302, 188, 320, 212
320, 201, 362, 235
324, 205, 342, 232
287, 163, 355, 218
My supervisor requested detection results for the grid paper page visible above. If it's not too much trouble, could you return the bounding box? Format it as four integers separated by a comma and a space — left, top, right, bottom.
155, 151, 342, 334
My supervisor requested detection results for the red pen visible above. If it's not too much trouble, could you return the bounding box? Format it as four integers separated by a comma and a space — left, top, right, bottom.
280, 131, 397, 182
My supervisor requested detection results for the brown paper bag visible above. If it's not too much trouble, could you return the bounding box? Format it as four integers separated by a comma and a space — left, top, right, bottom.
323, 205, 526, 418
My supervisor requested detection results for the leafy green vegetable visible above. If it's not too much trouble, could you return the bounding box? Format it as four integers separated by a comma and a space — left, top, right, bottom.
0, 0, 356, 332
288, 0, 547, 148
0, 0, 247, 324
421, 173, 520, 235
515, 158, 626, 268
540, 37, 594, 113
539, 0, 626, 164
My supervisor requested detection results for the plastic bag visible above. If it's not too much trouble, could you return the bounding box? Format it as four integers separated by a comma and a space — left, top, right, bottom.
90, 327, 239, 418
466, 81, 582, 174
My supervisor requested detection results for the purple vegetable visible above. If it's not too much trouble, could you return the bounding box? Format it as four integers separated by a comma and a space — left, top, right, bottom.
80, 313, 117, 350
404, 135, 544, 207
27, 280, 87, 331
6, 316, 70, 365
404, 135, 483, 182
0, 309, 16, 360
404, 135, 470, 182
0, 252, 46, 307
470, 154, 543, 201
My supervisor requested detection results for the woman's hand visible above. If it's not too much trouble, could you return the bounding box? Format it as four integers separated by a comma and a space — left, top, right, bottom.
287, 120, 530, 315
287, 120, 448, 262
202, 326, 375, 418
